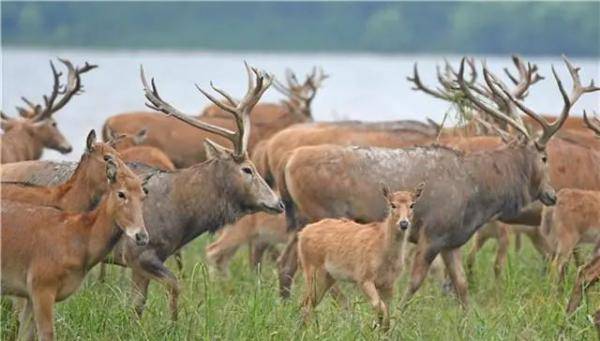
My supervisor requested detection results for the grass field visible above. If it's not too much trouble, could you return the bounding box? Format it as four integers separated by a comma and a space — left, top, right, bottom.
1, 233, 598, 340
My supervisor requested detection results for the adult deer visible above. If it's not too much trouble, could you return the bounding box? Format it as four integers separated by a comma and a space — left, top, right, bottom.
98, 62, 284, 321
275, 56, 597, 304
1, 59, 96, 163
1, 159, 149, 341
101, 67, 326, 168
105, 127, 176, 171
1, 130, 120, 212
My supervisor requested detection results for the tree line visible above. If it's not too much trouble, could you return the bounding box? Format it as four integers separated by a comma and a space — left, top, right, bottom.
2, 2, 598, 56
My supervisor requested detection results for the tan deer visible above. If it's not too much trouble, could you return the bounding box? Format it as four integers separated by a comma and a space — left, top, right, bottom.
1, 130, 121, 211
1, 159, 149, 341
566, 241, 600, 338
1, 59, 96, 163
106, 127, 176, 171
297, 184, 423, 330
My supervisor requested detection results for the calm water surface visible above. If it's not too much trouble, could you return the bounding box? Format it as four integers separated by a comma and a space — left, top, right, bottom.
2, 49, 599, 160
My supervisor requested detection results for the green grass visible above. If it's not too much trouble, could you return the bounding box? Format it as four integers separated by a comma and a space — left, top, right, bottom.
1, 235, 598, 340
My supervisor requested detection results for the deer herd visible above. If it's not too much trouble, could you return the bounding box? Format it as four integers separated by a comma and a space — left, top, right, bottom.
0, 55, 599, 339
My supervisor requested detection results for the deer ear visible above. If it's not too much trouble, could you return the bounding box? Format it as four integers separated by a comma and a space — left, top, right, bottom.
86, 129, 97, 153
204, 139, 231, 160
134, 127, 148, 144
105, 159, 118, 183
380, 182, 391, 201
413, 182, 426, 200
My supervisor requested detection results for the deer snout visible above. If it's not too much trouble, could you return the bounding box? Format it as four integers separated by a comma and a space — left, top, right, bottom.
540, 186, 557, 206
125, 227, 149, 246
398, 219, 411, 230
57, 143, 73, 154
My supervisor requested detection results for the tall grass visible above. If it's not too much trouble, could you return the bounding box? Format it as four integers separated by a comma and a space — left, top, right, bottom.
1, 234, 597, 340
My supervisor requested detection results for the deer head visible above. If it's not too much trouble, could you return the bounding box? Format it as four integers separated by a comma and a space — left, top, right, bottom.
2, 59, 97, 154
382, 183, 424, 233
107, 127, 148, 151
104, 158, 149, 246
141, 62, 285, 214
273, 67, 328, 118
457, 55, 599, 206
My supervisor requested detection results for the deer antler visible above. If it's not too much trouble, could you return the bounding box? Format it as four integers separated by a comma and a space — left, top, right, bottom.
493, 55, 599, 149
32, 59, 97, 121
141, 62, 273, 158
583, 110, 600, 136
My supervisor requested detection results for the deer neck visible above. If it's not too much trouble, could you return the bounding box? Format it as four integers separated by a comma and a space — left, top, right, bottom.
173, 161, 245, 245
6, 127, 44, 160
463, 145, 536, 221
381, 215, 405, 262
79, 197, 122, 270
57, 156, 102, 211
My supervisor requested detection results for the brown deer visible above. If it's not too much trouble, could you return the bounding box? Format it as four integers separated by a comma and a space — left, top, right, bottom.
105, 127, 176, 171
275, 56, 597, 304
206, 212, 288, 274
1, 130, 120, 212
566, 241, 600, 338
1, 159, 149, 341
1, 59, 96, 163
543, 188, 600, 283
101, 68, 326, 168
298, 184, 422, 329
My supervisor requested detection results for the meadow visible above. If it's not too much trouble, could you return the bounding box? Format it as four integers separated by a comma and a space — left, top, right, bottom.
1, 234, 597, 340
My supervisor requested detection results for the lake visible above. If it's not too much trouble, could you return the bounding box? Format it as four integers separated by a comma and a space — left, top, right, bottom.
2, 48, 599, 160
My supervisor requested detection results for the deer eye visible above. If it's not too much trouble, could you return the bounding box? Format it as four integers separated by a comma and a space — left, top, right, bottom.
103, 155, 112, 161
390, 203, 396, 209
241, 167, 253, 175
143, 187, 149, 195
409, 203, 415, 209
541, 156, 547, 163
117, 191, 126, 199
51, 122, 57, 127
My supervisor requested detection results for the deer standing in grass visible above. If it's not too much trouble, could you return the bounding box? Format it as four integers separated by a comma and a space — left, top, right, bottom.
106, 127, 176, 171
276, 56, 597, 304
298, 184, 423, 329
1, 159, 149, 341
1, 59, 96, 163
1, 130, 120, 211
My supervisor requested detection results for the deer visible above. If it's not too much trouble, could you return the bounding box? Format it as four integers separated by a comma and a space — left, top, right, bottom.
275, 56, 598, 304
101, 67, 326, 168
105, 127, 176, 171
298, 184, 422, 330
566, 241, 600, 338
1, 158, 149, 341
95, 62, 283, 322
206, 211, 289, 274
1, 59, 96, 164
1, 130, 121, 212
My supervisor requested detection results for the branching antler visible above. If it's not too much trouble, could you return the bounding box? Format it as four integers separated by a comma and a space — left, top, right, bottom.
273, 66, 327, 117
141, 62, 273, 158
583, 110, 600, 136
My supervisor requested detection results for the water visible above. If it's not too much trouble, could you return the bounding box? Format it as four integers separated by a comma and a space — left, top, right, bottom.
2, 48, 599, 161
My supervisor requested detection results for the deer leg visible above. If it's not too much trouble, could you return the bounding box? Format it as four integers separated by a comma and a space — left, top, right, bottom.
251, 241, 270, 270
17, 298, 35, 341
514, 231, 522, 253
30, 287, 56, 341
174, 251, 184, 276
400, 243, 436, 309
441, 248, 469, 308
98, 263, 107, 282
330, 284, 349, 309
138, 254, 180, 322
494, 226, 509, 278
131, 270, 150, 318
301, 267, 334, 324
360, 281, 388, 330
277, 233, 299, 299
466, 231, 488, 278
566, 255, 600, 314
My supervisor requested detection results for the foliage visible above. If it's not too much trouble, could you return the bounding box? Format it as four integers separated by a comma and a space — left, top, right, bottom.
2, 2, 599, 56
1, 234, 597, 339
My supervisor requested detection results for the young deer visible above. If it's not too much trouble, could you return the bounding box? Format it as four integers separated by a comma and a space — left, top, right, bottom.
106, 127, 176, 171
298, 184, 423, 329
1, 130, 121, 212
1, 59, 96, 163
1, 159, 149, 341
